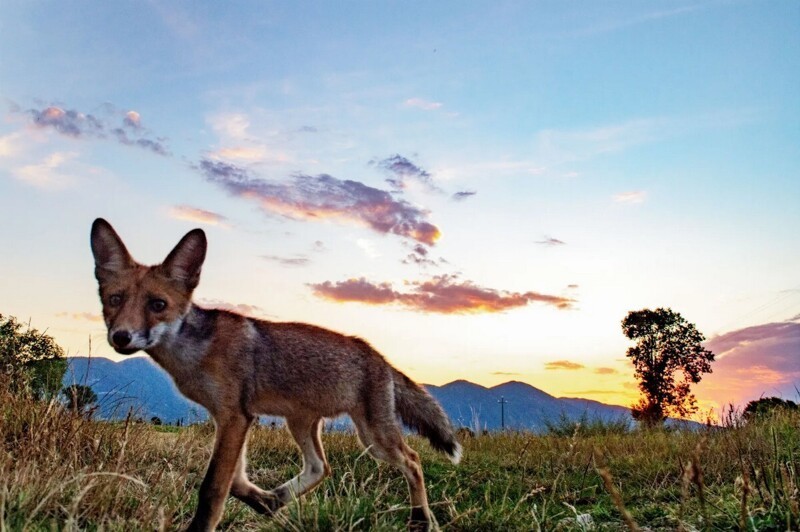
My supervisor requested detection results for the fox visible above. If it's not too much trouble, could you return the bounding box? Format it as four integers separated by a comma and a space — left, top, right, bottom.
89, 218, 461, 531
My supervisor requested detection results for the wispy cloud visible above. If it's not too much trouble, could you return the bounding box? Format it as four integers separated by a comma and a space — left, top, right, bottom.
13, 152, 78, 190
25, 105, 170, 156
402, 243, 439, 267
491, 371, 522, 376
374, 154, 441, 193
404, 98, 443, 111
545, 360, 585, 371
536, 236, 566, 246
309, 274, 575, 314
594, 367, 619, 375
0, 132, 26, 159
197, 298, 272, 318
568, 5, 703, 38
613, 191, 647, 204
197, 158, 441, 245
452, 190, 477, 201
262, 254, 310, 267
168, 205, 228, 226
56, 311, 103, 322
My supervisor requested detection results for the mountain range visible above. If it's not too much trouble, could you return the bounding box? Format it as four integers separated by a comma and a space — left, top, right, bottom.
64, 356, 638, 432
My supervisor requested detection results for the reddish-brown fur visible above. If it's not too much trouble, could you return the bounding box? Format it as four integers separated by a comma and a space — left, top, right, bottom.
90, 219, 460, 531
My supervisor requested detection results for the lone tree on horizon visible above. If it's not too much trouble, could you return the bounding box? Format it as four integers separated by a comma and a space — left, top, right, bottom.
622, 307, 714, 426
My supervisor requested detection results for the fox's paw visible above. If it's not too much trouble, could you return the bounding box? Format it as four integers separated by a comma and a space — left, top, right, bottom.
408, 507, 431, 532
231, 487, 285, 516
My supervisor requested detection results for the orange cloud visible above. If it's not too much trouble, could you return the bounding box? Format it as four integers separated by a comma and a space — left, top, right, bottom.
594, 367, 618, 375
309, 275, 575, 314
545, 360, 585, 370
168, 205, 228, 226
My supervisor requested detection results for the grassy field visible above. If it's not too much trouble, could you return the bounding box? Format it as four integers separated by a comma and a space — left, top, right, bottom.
1, 384, 799, 531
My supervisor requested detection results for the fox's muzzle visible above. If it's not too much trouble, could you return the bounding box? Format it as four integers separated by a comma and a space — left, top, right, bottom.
109, 328, 144, 355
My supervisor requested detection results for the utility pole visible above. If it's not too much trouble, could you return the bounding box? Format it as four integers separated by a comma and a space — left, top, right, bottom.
498, 396, 508, 430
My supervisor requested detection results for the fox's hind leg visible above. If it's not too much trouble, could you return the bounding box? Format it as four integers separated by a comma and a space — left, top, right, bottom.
269, 415, 331, 507
229, 440, 284, 515
352, 408, 433, 531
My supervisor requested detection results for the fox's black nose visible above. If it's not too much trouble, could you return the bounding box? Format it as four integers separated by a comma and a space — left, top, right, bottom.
112, 330, 132, 347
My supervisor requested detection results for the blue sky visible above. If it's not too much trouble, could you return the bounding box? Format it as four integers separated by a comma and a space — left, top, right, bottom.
1, 1, 798, 411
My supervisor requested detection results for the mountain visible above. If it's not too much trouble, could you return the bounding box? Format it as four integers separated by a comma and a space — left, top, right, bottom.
64, 357, 636, 431
64, 356, 206, 423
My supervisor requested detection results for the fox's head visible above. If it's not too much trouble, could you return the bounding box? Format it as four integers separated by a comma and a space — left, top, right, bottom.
90, 218, 207, 355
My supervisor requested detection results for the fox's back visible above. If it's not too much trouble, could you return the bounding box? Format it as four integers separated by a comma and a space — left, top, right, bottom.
240, 315, 391, 418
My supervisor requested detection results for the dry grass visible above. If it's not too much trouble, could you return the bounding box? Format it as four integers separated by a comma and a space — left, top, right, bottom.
2, 375, 799, 530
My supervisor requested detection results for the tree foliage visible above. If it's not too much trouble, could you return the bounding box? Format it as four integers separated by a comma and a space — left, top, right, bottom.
743, 397, 798, 421
62, 384, 98, 412
0, 313, 67, 399
622, 308, 714, 426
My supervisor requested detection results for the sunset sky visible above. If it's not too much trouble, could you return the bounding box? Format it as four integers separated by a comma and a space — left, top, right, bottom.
1, 1, 798, 414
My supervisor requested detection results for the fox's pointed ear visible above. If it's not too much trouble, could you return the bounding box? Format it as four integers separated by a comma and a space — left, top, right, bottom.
91, 218, 135, 281
161, 229, 207, 290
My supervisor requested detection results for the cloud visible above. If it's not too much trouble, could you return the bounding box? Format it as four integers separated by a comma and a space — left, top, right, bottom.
123, 110, 142, 129
208, 112, 251, 141
564, 389, 634, 397
536, 236, 566, 246
452, 190, 477, 201
594, 367, 618, 375
374, 154, 441, 193
309, 274, 575, 314
56, 311, 103, 322
545, 360, 586, 371
25, 105, 170, 156
209, 146, 275, 162
402, 243, 439, 267
356, 238, 381, 259
29, 106, 103, 137
491, 371, 522, 376
0, 132, 26, 159
13, 151, 78, 190
168, 205, 228, 226
197, 298, 272, 318
613, 191, 647, 204
404, 98, 443, 111
197, 158, 441, 245
262, 254, 310, 267
695, 322, 800, 407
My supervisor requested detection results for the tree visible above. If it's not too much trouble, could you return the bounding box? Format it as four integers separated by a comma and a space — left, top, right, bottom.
62, 384, 98, 412
622, 308, 714, 426
743, 397, 798, 421
0, 313, 67, 399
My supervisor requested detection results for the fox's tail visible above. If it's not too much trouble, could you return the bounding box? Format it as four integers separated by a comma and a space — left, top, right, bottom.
392, 368, 462, 464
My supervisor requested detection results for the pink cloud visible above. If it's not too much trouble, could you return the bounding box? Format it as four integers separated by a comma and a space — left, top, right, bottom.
309, 275, 575, 314
695, 322, 800, 408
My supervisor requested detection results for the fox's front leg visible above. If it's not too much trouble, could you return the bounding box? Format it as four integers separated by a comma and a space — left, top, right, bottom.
187, 414, 253, 532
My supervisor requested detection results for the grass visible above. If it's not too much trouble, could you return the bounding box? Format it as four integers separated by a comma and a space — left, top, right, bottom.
2, 378, 799, 531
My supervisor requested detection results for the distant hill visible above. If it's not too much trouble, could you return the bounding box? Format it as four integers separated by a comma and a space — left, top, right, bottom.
64, 357, 653, 432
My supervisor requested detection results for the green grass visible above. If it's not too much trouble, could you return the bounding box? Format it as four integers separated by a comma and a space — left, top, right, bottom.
2, 379, 799, 531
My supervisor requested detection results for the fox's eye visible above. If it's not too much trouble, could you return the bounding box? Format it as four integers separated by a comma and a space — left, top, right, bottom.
149, 299, 167, 313
109, 294, 123, 307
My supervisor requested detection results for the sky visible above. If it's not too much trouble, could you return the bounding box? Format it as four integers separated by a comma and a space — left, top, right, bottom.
1, 1, 798, 415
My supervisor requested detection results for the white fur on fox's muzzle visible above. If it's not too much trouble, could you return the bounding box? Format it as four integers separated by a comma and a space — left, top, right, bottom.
108, 319, 181, 354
